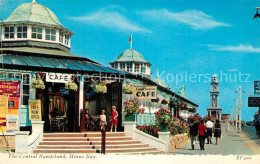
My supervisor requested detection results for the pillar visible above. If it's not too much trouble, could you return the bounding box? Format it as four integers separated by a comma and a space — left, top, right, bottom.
79, 75, 84, 126
15, 131, 29, 153
158, 132, 170, 152
123, 121, 136, 137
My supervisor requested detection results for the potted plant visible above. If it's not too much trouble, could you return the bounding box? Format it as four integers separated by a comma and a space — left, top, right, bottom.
122, 82, 133, 94
90, 79, 107, 93
123, 99, 139, 121
31, 74, 45, 89
65, 79, 78, 91
161, 99, 168, 105
154, 108, 171, 132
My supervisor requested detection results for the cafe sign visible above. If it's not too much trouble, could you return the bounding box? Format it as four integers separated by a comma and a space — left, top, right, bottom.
134, 86, 157, 99
46, 73, 73, 83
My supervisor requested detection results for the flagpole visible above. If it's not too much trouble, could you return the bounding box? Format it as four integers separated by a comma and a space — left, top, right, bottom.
130, 34, 132, 49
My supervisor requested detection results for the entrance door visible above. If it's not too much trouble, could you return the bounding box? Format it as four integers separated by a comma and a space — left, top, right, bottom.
110, 81, 122, 130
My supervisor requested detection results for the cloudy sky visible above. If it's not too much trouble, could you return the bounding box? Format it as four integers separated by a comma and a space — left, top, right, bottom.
1, 0, 259, 121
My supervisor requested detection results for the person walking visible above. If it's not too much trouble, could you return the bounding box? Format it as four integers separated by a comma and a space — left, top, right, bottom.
214, 119, 222, 145
198, 120, 207, 150
205, 118, 214, 144
110, 106, 118, 132
189, 120, 199, 150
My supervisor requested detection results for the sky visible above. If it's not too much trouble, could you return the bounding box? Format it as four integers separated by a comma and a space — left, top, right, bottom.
0, 0, 259, 121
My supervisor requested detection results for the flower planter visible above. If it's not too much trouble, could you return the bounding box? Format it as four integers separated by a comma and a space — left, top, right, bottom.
125, 115, 135, 121
159, 124, 168, 132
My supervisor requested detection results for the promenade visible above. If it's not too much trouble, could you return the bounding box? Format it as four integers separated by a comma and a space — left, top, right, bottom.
172, 123, 259, 155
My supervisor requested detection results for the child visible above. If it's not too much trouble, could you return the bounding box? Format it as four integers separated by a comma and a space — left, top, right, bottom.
100, 110, 107, 130
110, 106, 118, 132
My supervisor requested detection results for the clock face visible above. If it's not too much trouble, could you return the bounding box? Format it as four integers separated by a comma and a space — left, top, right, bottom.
212, 86, 216, 90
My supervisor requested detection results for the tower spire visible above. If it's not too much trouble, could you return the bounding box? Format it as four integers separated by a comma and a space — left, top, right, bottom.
32, 0, 36, 3
128, 34, 132, 49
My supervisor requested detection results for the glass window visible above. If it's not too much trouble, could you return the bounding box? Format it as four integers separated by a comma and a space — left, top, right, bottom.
120, 63, 125, 71
31, 26, 42, 39
65, 34, 70, 45
141, 64, 146, 73
45, 28, 56, 41
135, 63, 140, 73
127, 63, 132, 72
59, 31, 64, 44
22, 74, 30, 106
17, 26, 27, 38
4, 26, 14, 39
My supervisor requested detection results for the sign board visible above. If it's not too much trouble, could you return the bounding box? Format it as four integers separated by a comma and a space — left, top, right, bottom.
29, 99, 42, 121
248, 97, 260, 107
134, 86, 157, 99
46, 73, 72, 83
254, 81, 260, 95
0, 79, 21, 132
0, 95, 8, 132
0, 79, 21, 97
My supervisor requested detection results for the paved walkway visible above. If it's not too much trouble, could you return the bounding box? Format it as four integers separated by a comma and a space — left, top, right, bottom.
171, 123, 255, 155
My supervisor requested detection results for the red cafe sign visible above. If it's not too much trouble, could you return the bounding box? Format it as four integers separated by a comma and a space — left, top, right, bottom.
0, 79, 21, 98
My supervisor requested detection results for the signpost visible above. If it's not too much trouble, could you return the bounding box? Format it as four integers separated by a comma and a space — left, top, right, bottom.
29, 99, 42, 121
134, 86, 157, 99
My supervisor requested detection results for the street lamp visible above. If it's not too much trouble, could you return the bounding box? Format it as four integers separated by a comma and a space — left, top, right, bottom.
233, 98, 238, 130
235, 87, 245, 133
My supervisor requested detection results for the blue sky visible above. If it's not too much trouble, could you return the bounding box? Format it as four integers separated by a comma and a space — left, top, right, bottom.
1, 0, 259, 121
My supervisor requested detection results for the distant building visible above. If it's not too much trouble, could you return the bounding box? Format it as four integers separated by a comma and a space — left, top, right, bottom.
207, 75, 222, 120
110, 48, 151, 78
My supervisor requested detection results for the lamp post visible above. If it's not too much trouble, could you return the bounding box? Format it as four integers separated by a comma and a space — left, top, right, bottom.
235, 87, 245, 133
233, 98, 238, 130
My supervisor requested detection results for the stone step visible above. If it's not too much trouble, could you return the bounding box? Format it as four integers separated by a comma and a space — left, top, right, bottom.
42, 136, 132, 141
33, 149, 99, 154
43, 132, 125, 138
33, 147, 158, 154
39, 140, 142, 145
101, 147, 158, 153
37, 144, 150, 149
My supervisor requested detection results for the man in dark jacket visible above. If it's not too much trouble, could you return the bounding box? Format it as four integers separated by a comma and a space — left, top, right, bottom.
189, 120, 199, 150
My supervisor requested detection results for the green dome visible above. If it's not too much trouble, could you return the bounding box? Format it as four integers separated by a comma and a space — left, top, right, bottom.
4, 2, 63, 27
113, 49, 151, 65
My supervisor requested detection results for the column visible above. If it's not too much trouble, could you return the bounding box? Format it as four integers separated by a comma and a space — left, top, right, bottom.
79, 75, 84, 126
118, 63, 120, 70
56, 29, 59, 43
27, 25, 32, 39
15, 131, 29, 153
14, 26, 17, 39
123, 121, 136, 137
132, 63, 135, 73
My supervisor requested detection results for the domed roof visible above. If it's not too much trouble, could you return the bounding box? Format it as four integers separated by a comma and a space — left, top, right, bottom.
112, 49, 151, 65
4, 2, 66, 29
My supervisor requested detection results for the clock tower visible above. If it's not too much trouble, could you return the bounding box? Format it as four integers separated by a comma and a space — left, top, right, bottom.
207, 75, 222, 120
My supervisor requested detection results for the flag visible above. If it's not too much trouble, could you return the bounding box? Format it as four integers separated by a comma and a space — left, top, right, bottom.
128, 34, 132, 43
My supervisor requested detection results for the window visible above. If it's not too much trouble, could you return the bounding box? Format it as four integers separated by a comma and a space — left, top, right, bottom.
127, 63, 132, 72
65, 34, 70, 45
59, 31, 64, 44
45, 28, 56, 41
141, 64, 146, 73
31, 27, 42, 39
17, 26, 27, 38
135, 63, 140, 73
22, 74, 30, 106
120, 63, 125, 71
4, 26, 14, 39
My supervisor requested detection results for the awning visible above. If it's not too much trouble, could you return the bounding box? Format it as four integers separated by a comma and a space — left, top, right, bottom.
0, 54, 128, 75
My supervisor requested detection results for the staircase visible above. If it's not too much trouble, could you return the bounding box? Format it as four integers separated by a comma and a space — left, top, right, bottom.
33, 132, 163, 154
